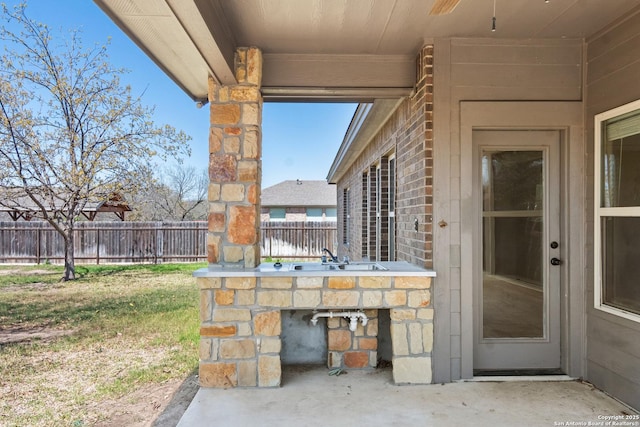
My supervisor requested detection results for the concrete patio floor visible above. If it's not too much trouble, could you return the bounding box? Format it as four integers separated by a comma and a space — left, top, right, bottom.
176, 365, 637, 427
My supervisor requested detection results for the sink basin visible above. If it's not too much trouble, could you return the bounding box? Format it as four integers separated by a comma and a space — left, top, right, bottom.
337, 263, 387, 271
290, 263, 339, 271
290, 262, 387, 271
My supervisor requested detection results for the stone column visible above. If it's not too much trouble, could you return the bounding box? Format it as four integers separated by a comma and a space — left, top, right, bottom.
208, 47, 262, 268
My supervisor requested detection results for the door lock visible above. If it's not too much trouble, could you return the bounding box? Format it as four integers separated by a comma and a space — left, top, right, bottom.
550, 257, 562, 266
550, 241, 559, 249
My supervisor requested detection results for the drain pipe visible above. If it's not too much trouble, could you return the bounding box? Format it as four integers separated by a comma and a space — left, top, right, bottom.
310, 311, 368, 332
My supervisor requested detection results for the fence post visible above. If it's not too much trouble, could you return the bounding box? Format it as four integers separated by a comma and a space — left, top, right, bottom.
36, 226, 41, 265
96, 228, 100, 265
156, 223, 163, 264
268, 223, 273, 260
195, 222, 199, 262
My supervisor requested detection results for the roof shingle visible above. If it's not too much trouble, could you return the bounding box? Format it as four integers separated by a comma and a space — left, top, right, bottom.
261, 180, 336, 207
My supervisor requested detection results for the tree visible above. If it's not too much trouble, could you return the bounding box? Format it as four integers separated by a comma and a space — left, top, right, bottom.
0, 4, 191, 280
128, 165, 208, 221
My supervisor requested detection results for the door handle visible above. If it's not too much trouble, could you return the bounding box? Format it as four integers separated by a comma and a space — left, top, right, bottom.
550, 257, 562, 266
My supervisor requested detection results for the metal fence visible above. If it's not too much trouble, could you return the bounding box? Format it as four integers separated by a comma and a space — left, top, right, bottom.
0, 220, 337, 264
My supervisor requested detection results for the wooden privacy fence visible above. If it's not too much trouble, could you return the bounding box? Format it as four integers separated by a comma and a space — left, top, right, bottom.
0, 221, 337, 264
0, 221, 208, 264
261, 221, 337, 260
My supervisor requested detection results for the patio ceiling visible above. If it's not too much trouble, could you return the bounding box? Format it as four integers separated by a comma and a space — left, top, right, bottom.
94, 0, 640, 102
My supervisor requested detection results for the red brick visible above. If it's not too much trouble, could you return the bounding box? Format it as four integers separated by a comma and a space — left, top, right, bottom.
228, 206, 256, 244
328, 330, 351, 351
207, 242, 219, 263
344, 351, 369, 368
208, 212, 225, 233
209, 154, 237, 182
224, 127, 242, 135
359, 338, 378, 350
247, 184, 258, 204
200, 325, 236, 337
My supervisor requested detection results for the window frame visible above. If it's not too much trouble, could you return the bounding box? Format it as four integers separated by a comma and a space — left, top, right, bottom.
342, 188, 350, 245
388, 153, 396, 261
375, 162, 382, 261
594, 98, 640, 323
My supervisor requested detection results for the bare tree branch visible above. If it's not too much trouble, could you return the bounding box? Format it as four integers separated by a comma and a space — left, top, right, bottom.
0, 3, 191, 279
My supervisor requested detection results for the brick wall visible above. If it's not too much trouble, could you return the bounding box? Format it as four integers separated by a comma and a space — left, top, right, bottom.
337, 45, 434, 268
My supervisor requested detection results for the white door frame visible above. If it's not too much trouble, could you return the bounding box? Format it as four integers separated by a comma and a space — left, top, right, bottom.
459, 101, 585, 379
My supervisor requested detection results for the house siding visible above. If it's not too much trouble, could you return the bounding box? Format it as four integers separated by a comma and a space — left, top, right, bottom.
434, 38, 583, 382
585, 9, 640, 410
336, 45, 433, 268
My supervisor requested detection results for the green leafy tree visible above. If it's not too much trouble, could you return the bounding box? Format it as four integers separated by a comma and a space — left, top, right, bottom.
0, 3, 191, 280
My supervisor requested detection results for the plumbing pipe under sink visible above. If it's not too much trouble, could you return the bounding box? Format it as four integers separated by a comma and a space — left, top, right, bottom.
310, 311, 368, 332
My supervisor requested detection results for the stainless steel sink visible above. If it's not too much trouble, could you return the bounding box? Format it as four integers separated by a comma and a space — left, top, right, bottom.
337, 263, 387, 271
290, 263, 337, 271
290, 262, 387, 271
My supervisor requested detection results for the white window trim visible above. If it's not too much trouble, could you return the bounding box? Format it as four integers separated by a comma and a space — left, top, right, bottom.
594, 98, 640, 323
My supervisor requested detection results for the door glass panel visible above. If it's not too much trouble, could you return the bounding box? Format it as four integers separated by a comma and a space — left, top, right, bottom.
482, 151, 544, 338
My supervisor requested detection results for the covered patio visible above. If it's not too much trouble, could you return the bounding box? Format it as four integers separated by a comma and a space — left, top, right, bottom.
95, 0, 640, 416
177, 365, 635, 427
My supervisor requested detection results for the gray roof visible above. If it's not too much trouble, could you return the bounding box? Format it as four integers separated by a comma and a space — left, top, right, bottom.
261, 180, 336, 207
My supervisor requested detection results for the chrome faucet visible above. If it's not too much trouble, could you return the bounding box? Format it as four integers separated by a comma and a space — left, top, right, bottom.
322, 248, 338, 263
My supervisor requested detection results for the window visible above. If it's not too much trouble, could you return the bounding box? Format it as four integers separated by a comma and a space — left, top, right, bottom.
361, 171, 369, 258
388, 154, 396, 261
342, 188, 350, 245
269, 208, 286, 221
325, 208, 337, 221
376, 163, 382, 261
595, 99, 640, 322
306, 208, 323, 222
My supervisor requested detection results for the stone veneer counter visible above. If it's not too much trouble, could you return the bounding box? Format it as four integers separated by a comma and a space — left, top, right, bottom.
194, 261, 436, 277
195, 261, 436, 388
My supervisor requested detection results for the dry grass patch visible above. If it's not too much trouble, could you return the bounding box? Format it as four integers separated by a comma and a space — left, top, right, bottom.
0, 263, 204, 426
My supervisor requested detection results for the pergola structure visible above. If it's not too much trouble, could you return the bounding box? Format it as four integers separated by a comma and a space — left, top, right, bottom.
0, 193, 131, 221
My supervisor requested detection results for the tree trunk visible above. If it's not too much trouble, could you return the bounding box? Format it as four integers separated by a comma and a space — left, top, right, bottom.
63, 229, 76, 281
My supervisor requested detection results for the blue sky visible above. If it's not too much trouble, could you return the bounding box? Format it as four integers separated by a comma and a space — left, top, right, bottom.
3, 1, 357, 189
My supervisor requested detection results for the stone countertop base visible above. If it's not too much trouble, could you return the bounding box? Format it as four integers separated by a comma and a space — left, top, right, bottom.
194, 261, 436, 278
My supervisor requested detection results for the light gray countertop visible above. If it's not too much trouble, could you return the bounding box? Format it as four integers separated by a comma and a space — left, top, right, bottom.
193, 261, 436, 278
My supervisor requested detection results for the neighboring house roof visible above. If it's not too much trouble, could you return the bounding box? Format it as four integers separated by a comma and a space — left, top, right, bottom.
261, 180, 336, 208
0, 192, 131, 221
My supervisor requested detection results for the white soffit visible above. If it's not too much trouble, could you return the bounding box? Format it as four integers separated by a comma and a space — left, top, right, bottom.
94, 0, 640, 102
95, 0, 235, 102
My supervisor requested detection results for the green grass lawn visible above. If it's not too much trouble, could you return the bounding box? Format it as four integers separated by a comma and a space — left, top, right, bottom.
0, 263, 205, 426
